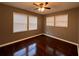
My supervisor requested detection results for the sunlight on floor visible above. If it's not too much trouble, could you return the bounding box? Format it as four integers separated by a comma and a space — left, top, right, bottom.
13, 43, 37, 56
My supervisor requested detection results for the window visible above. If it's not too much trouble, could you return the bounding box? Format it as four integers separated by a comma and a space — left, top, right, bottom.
55, 14, 68, 27
29, 16, 37, 30
46, 16, 54, 26
13, 12, 27, 32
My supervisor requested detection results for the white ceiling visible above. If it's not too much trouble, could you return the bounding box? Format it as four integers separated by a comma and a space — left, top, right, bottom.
2, 2, 79, 15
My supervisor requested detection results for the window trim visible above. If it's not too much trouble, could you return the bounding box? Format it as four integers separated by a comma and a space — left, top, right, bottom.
46, 14, 68, 28
46, 16, 55, 26
55, 14, 68, 27
13, 12, 28, 33
28, 15, 38, 31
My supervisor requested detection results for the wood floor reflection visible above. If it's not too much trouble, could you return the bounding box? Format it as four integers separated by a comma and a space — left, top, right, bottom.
0, 35, 78, 56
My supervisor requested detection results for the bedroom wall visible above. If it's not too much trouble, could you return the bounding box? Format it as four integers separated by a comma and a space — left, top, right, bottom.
44, 7, 79, 43
0, 4, 44, 45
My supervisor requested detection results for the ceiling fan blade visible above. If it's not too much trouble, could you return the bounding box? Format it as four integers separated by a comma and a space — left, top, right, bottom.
45, 7, 51, 9
45, 2, 48, 6
33, 3, 39, 6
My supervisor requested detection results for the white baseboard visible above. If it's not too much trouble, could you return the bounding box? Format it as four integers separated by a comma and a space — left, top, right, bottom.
43, 33, 78, 46
0, 33, 79, 55
43, 33, 79, 56
0, 33, 43, 48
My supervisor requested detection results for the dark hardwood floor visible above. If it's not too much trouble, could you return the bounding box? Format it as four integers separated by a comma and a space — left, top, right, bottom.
0, 35, 78, 56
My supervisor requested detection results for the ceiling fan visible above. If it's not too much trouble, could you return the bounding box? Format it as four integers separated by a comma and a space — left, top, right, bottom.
33, 2, 51, 12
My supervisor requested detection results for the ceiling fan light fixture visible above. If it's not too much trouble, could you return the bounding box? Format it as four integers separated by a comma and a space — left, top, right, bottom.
33, 2, 50, 12
41, 7, 45, 11
38, 8, 41, 11
38, 7, 45, 12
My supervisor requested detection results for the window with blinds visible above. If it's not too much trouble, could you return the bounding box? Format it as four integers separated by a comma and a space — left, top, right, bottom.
46, 14, 68, 27
13, 12, 27, 32
55, 14, 68, 27
46, 16, 54, 26
29, 16, 37, 30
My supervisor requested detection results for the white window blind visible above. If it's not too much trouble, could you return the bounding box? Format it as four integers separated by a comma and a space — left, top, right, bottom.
46, 16, 54, 26
13, 12, 27, 32
55, 14, 68, 27
29, 16, 37, 30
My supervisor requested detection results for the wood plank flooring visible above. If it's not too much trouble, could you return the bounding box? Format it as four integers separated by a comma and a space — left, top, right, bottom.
0, 35, 78, 56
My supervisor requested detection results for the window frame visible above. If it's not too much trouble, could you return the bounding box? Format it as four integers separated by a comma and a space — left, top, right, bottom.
13, 12, 28, 33
46, 16, 55, 26
46, 14, 68, 28
28, 15, 38, 30
55, 14, 68, 27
